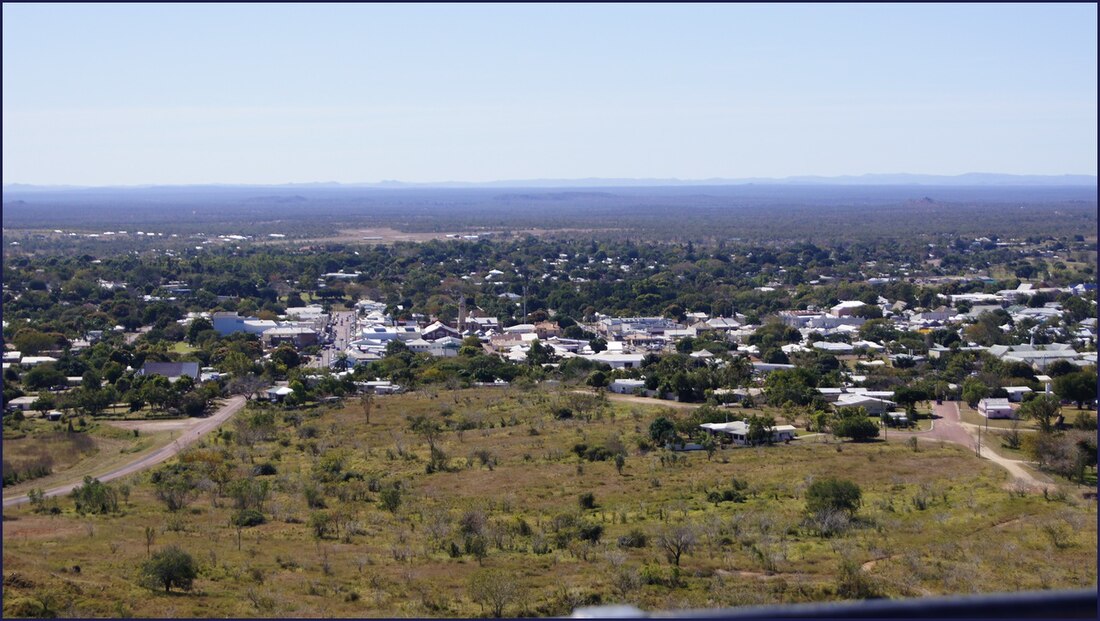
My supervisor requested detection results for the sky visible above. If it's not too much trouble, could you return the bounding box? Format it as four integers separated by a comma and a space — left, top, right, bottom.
3, 3, 1097, 186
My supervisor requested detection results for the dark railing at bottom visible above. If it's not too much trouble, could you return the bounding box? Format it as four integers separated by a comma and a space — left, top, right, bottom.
571, 588, 1098, 619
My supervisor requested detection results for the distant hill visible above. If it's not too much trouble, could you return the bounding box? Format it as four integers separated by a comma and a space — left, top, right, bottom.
4, 172, 1096, 193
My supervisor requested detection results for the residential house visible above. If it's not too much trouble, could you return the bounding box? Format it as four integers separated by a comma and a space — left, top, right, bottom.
137, 361, 201, 383
699, 421, 797, 446
835, 393, 896, 416
1003, 386, 1033, 403
609, 379, 647, 394
977, 398, 1014, 419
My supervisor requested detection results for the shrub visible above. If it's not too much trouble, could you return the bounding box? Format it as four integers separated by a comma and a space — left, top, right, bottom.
805, 478, 862, 516
233, 509, 266, 527
617, 529, 648, 548
379, 486, 402, 513
71, 476, 119, 515
252, 463, 278, 476
578, 493, 596, 510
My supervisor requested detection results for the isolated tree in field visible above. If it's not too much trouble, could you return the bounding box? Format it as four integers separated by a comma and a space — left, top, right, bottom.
1054, 371, 1097, 409
409, 414, 447, 472
657, 524, 697, 566
1018, 394, 1061, 434
139, 546, 197, 593
360, 391, 373, 425
649, 416, 678, 446
467, 569, 520, 618
615, 452, 626, 475
805, 478, 862, 517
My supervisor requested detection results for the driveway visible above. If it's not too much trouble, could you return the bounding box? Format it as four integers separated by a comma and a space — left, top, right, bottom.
3, 395, 247, 509
581, 390, 699, 410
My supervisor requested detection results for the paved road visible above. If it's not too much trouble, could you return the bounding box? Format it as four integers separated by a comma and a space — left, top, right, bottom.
889, 401, 1050, 489
315, 310, 356, 369
3, 395, 247, 509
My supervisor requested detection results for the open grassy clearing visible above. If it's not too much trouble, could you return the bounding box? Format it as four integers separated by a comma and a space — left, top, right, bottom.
2, 387, 1096, 618
3, 420, 176, 499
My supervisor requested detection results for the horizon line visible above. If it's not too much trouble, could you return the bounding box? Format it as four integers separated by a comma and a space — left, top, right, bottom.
4, 171, 1099, 190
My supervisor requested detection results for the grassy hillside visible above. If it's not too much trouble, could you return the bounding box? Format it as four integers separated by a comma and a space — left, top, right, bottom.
2, 387, 1096, 617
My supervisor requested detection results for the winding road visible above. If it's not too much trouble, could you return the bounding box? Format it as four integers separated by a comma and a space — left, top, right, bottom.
2, 395, 247, 509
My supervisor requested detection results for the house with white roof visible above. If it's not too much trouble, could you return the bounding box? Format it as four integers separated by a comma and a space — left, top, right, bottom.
977, 398, 1014, 419
831, 301, 866, 317
582, 351, 646, 369
700, 421, 797, 446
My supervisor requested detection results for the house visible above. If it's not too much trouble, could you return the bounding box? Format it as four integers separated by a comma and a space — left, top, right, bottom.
831, 301, 866, 317
609, 379, 647, 394
813, 341, 855, 354
19, 356, 58, 367
977, 398, 1014, 419
986, 343, 1081, 371
355, 380, 403, 395
534, 321, 563, 339
699, 421, 797, 446
265, 386, 295, 402
1003, 386, 1034, 402
582, 351, 646, 369
835, 394, 896, 416
262, 326, 319, 348
422, 321, 461, 341
137, 361, 201, 383
6, 395, 38, 412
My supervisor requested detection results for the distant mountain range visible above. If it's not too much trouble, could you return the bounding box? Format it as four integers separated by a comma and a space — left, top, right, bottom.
4, 172, 1096, 192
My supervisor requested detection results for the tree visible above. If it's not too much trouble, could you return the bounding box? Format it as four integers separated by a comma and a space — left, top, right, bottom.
1017, 394, 1061, 434
270, 345, 301, 369
805, 478, 862, 517
1054, 371, 1097, 409
360, 391, 373, 425
648, 416, 678, 446
586, 370, 608, 388
467, 569, 520, 618
961, 377, 989, 408
139, 546, 198, 593
657, 524, 697, 566
186, 317, 214, 344
227, 374, 267, 400
831, 407, 880, 442
746, 414, 776, 446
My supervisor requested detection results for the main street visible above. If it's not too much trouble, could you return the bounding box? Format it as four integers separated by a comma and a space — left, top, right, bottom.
313, 309, 357, 370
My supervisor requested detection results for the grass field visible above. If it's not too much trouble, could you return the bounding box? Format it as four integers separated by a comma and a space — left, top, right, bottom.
2, 420, 176, 499
2, 387, 1096, 618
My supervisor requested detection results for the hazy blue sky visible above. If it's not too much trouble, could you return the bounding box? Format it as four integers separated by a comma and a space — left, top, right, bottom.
3, 3, 1096, 185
